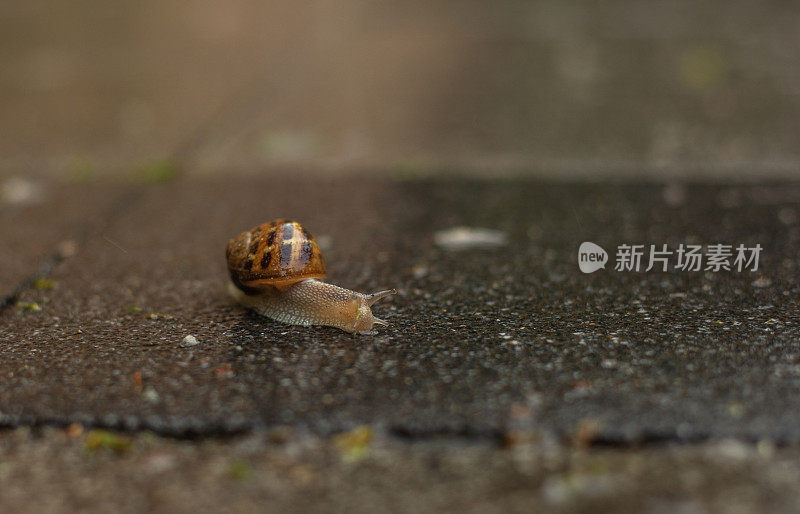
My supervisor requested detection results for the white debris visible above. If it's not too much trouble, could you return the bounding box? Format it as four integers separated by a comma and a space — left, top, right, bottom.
434, 227, 508, 250
752, 277, 771, 288
56, 240, 78, 259
182, 335, 199, 347
411, 265, 429, 279
1, 177, 46, 206
143, 387, 159, 403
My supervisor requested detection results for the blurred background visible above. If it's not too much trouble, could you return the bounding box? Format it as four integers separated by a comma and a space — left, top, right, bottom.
2, 0, 800, 180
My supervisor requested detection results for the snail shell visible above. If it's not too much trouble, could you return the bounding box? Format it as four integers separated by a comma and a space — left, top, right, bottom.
226, 220, 396, 334
226, 219, 326, 292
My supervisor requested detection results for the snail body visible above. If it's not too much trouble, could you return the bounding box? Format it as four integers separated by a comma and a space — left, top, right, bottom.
226, 220, 395, 334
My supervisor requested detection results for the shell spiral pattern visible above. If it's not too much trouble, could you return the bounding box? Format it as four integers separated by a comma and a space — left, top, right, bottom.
226, 220, 326, 292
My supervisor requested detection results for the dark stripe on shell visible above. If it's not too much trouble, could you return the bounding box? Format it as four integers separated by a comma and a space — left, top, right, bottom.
247, 238, 260, 258
260, 250, 272, 270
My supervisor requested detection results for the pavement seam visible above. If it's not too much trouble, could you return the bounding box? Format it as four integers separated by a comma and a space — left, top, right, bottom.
0, 189, 144, 316
0, 72, 251, 312
0, 418, 785, 448
0, 253, 64, 312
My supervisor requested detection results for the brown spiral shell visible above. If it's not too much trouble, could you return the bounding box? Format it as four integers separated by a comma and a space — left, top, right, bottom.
226, 219, 326, 292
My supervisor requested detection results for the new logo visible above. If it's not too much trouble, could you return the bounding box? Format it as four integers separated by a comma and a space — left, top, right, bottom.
578, 242, 608, 273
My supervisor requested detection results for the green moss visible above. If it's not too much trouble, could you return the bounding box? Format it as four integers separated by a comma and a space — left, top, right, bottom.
134, 158, 179, 184
392, 161, 433, 182
33, 278, 57, 290
17, 301, 42, 312
228, 460, 253, 481
146, 312, 174, 320
680, 46, 727, 91
332, 425, 374, 462
67, 157, 96, 182
84, 430, 132, 454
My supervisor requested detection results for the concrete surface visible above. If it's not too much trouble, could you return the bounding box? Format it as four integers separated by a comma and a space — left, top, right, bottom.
1, 427, 799, 513
2, 178, 798, 444
0, 183, 133, 304
2, 1, 800, 177
1, 176, 798, 512
3, 2, 800, 511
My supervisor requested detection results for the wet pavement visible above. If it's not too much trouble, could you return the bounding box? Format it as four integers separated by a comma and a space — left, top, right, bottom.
0, 183, 131, 304
3, 2, 800, 178
1, 177, 798, 443
2, 426, 799, 513
4, 2, 800, 510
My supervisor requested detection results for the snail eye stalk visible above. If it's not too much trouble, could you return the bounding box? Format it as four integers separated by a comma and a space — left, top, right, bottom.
366, 289, 397, 306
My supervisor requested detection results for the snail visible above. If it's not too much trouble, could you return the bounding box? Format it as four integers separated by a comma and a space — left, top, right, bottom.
226, 219, 396, 334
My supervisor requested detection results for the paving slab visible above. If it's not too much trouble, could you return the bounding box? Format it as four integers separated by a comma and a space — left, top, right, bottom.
1, 428, 799, 513
1, 178, 798, 441
3, 2, 800, 177
0, 180, 134, 304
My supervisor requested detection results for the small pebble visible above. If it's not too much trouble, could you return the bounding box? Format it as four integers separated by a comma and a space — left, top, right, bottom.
143, 387, 159, 402
147, 313, 174, 320
182, 335, 199, 347
752, 277, 771, 288
56, 240, 78, 259
411, 265, 429, 279
142, 450, 177, 473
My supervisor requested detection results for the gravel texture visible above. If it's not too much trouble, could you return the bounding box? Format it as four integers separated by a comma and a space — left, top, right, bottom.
1, 178, 798, 443
2, 426, 800, 513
